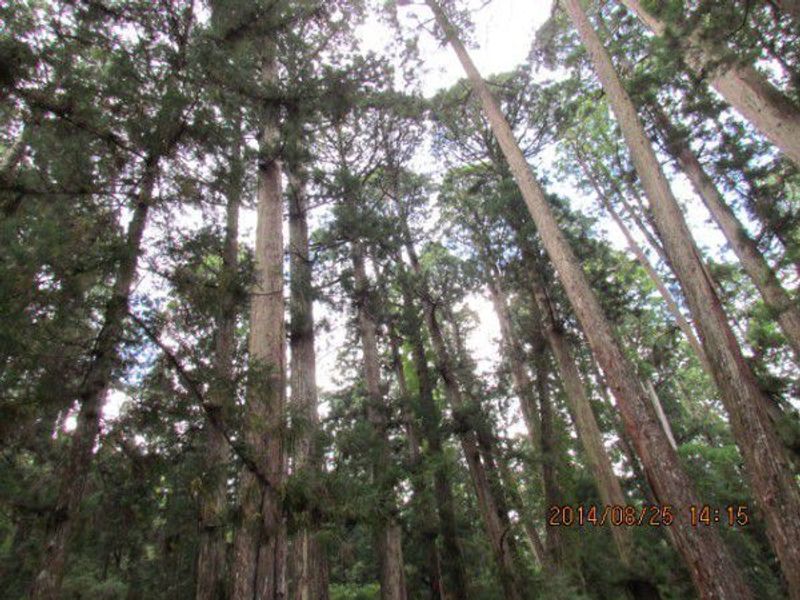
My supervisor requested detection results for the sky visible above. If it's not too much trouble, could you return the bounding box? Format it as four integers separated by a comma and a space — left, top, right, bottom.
368, 0, 555, 97
314, 1, 557, 396
95, 0, 745, 431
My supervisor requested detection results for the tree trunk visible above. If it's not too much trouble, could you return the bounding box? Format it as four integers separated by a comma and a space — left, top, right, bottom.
398, 281, 469, 600
496, 461, 548, 570
0, 130, 25, 178
196, 133, 242, 600
286, 166, 329, 600
484, 278, 541, 445
478, 132, 641, 571
479, 220, 637, 567
30, 159, 159, 600
424, 2, 754, 597
486, 271, 594, 573
617, 0, 800, 168
643, 381, 677, 451
575, 151, 710, 373
564, 2, 800, 597
522, 260, 635, 568
444, 312, 529, 583
390, 333, 444, 599
647, 103, 800, 363
478, 265, 561, 570
231, 48, 288, 600
1, 126, 26, 216
351, 242, 408, 600
533, 350, 565, 568
402, 238, 525, 600
614, 180, 668, 267
426, 308, 525, 600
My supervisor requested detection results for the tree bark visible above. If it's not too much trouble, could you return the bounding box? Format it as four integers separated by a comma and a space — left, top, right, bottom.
575, 150, 710, 373
647, 103, 800, 363
533, 350, 565, 568
496, 460, 548, 570
564, 2, 800, 597
397, 279, 469, 600
484, 277, 541, 445
424, 2, 754, 597
617, 0, 800, 168
195, 131, 242, 600
401, 237, 525, 600
351, 242, 408, 600
389, 333, 444, 599
231, 48, 288, 600
30, 158, 159, 600
286, 167, 329, 600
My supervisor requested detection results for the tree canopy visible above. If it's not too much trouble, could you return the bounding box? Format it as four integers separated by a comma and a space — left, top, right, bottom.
1, 1, 799, 599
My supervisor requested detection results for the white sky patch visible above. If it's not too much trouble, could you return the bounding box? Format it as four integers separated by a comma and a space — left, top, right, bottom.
358, 1, 553, 97
312, 3, 553, 396
102, 389, 131, 422
62, 389, 132, 434
315, 1, 732, 403
93, 1, 787, 433
462, 290, 502, 377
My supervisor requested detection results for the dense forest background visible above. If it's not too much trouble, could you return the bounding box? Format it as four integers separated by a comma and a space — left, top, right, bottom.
1, 0, 800, 598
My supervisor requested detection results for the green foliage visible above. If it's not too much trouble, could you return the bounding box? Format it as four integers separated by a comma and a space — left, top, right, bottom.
330, 582, 381, 600
0, 0, 797, 598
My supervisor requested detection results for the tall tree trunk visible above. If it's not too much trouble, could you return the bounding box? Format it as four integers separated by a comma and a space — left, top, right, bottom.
646, 103, 800, 363
402, 239, 525, 600
532, 349, 565, 568
523, 262, 635, 568
426, 308, 525, 600
390, 333, 444, 599
397, 280, 469, 600
613, 178, 668, 267
643, 381, 677, 451
616, 0, 800, 167
496, 461, 548, 570
195, 133, 243, 600
484, 277, 540, 445
423, 2, 753, 597
481, 269, 565, 568
30, 158, 159, 600
563, 2, 800, 597
575, 150, 710, 373
731, 156, 800, 279
351, 242, 408, 600
479, 220, 636, 568
231, 48, 288, 600
286, 167, 329, 600
444, 311, 529, 581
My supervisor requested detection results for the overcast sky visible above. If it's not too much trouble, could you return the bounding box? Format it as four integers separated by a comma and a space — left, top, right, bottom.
317, 0, 726, 400
359, 0, 553, 97
99, 0, 737, 429
314, 1, 556, 409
